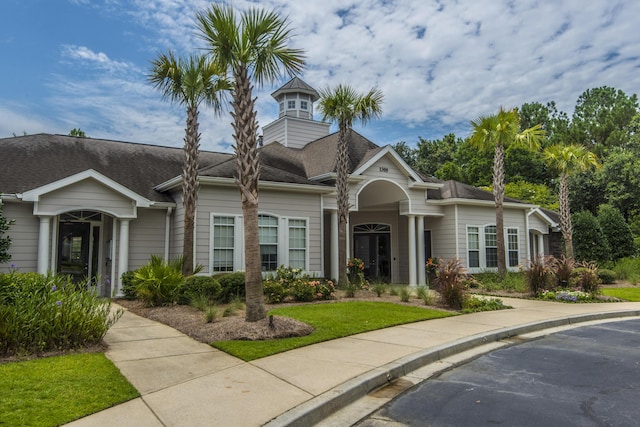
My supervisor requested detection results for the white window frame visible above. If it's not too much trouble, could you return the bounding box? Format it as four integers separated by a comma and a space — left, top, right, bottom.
466, 224, 519, 273
287, 100, 296, 109
466, 226, 480, 268
287, 217, 308, 270
209, 214, 242, 273
507, 227, 520, 268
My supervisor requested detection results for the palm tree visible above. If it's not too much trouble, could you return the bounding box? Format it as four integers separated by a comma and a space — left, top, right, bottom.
149, 51, 229, 276
318, 84, 384, 286
470, 107, 545, 275
543, 144, 600, 258
196, 5, 305, 322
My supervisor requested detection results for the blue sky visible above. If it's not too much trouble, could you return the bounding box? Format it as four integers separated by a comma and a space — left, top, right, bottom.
1, 0, 639, 152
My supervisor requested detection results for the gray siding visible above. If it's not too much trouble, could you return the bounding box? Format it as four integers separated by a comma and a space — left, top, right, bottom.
37, 179, 135, 217
0, 202, 39, 272
196, 185, 323, 275
129, 209, 167, 270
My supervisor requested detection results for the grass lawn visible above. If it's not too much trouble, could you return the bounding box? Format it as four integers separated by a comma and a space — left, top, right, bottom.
0, 353, 139, 427
212, 301, 454, 361
601, 287, 640, 302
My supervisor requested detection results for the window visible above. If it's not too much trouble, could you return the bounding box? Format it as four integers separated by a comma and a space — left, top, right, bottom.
279, 102, 284, 112
484, 225, 498, 268
507, 228, 519, 267
259, 214, 278, 271
467, 226, 480, 268
288, 219, 307, 269
287, 100, 296, 109
300, 100, 308, 110
212, 216, 235, 272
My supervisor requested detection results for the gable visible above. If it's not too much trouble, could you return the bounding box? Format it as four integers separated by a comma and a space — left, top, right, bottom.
21, 169, 152, 218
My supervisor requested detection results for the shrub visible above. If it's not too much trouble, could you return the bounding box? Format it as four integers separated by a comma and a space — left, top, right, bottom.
399, 286, 410, 302
262, 266, 335, 303
575, 262, 600, 295
204, 306, 217, 323
132, 255, 184, 307
263, 279, 288, 303
551, 255, 575, 288
216, 272, 246, 303
433, 258, 468, 309
597, 204, 635, 261
180, 275, 221, 304
372, 282, 386, 297
613, 257, 640, 284
572, 210, 611, 263
0, 272, 121, 356
415, 286, 435, 305
524, 255, 555, 295
598, 269, 617, 284
120, 271, 136, 300
462, 297, 510, 313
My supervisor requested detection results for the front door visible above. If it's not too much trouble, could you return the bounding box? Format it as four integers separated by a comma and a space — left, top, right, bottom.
58, 222, 91, 283
353, 231, 391, 282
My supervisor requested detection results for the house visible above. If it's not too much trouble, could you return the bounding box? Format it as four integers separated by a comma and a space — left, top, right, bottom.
0, 78, 559, 296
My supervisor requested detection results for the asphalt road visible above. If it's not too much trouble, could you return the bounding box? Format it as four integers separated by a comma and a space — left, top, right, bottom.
358, 318, 640, 427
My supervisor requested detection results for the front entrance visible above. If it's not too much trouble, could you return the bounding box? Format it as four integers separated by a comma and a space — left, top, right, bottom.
57, 211, 102, 284
353, 224, 391, 282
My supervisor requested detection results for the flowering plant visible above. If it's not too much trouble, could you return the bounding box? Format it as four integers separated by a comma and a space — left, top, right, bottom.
345, 258, 367, 297
425, 257, 441, 273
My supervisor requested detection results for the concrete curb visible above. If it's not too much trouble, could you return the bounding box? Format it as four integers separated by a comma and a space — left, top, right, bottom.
264, 309, 640, 427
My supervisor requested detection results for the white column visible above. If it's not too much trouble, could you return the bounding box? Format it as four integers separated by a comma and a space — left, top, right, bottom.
538, 234, 545, 257
417, 215, 425, 286
37, 216, 52, 274
407, 214, 416, 286
117, 219, 130, 297
330, 210, 339, 281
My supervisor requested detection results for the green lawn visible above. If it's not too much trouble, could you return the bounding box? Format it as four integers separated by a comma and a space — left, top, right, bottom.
212, 301, 454, 361
0, 353, 139, 427
601, 287, 640, 302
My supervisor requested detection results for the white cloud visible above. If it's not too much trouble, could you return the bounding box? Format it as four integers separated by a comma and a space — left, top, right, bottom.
6, 0, 638, 149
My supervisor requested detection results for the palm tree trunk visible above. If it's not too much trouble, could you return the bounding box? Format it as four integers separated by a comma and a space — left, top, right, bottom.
182, 105, 200, 277
493, 143, 507, 275
559, 173, 573, 258
231, 65, 265, 322
336, 125, 350, 286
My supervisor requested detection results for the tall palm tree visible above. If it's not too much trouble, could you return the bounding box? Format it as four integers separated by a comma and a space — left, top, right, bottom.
543, 144, 600, 258
470, 107, 545, 275
318, 84, 383, 286
196, 5, 305, 322
149, 51, 229, 276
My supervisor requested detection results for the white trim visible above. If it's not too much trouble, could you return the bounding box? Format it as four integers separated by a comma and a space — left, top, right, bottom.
21, 169, 151, 208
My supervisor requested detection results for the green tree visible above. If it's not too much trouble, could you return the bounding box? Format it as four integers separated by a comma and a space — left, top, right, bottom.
392, 141, 417, 170
543, 144, 600, 259
413, 133, 461, 177
318, 84, 384, 286
196, 5, 305, 321
520, 101, 570, 146
0, 202, 14, 263
504, 181, 558, 210
470, 107, 545, 274
596, 149, 640, 220
68, 128, 87, 137
570, 86, 638, 157
149, 51, 229, 276
596, 204, 635, 261
572, 210, 611, 263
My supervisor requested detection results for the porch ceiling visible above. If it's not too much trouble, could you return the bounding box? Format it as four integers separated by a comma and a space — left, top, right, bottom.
357, 180, 407, 211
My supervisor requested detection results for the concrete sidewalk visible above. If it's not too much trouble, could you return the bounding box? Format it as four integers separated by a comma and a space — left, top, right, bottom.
65, 298, 640, 427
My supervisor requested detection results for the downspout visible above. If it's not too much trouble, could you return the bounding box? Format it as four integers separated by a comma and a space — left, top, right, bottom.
165, 207, 173, 260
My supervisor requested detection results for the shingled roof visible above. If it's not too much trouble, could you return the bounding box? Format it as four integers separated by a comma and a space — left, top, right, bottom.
0, 134, 231, 202
428, 180, 527, 204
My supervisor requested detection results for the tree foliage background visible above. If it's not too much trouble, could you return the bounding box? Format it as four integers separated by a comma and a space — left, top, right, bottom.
394, 85, 640, 261
0, 203, 13, 263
